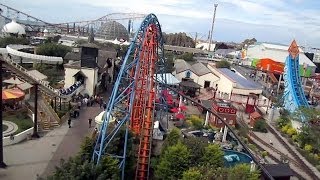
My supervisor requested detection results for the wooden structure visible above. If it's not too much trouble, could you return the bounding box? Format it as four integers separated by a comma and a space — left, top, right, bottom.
209, 99, 237, 128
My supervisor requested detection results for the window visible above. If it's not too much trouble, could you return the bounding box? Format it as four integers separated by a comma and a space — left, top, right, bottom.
185, 71, 191, 78
204, 81, 210, 88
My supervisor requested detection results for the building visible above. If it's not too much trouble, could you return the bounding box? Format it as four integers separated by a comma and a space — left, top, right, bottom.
207, 65, 263, 99
209, 99, 237, 128
1, 20, 26, 37
96, 21, 129, 41
172, 59, 219, 88
64, 44, 100, 96
247, 43, 316, 77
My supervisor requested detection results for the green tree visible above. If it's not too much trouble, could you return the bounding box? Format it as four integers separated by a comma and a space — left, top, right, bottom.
182, 168, 202, 180
156, 142, 190, 179
216, 60, 231, 69
164, 50, 175, 73
253, 119, 268, 133
183, 137, 207, 165
201, 144, 224, 169
177, 52, 194, 62
186, 115, 204, 130
0, 36, 29, 48
162, 128, 181, 152
227, 164, 260, 180
163, 32, 195, 47
291, 107, 320, 124
36, 43, 72, 58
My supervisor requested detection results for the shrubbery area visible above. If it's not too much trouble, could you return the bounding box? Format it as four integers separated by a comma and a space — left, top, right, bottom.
276, 108, 320, 171
152, 128, 260, 180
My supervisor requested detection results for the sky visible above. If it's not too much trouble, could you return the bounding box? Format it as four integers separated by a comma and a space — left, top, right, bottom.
2, 0, 320, 47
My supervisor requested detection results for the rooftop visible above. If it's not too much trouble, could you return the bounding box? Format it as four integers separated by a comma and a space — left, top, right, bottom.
264, 164, 294, 177
247, 43, 316, 67
27, 70, 47, 80
191, 62, 212, 76
218, 68, 262, 89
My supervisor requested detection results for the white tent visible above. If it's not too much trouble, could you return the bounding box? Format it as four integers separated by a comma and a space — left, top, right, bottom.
94, 111, 116, 125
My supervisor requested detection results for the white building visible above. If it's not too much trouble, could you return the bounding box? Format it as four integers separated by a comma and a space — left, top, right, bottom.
172, 59, 219, 88
196, 42, 215, 51
207, 65, 263, 99
64, 61, 99, 96
1, 20, 26, 36
247, 43, 316, 73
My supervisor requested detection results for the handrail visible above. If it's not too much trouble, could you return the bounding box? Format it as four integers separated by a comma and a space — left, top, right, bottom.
2, 54, 58, 93
6, 45, 63, 64
39, 97, 61, 124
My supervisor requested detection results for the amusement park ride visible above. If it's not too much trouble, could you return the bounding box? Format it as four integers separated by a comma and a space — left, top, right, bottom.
89, 14, 274, 180
0, 3, 146, 34
0, 3, 312, 179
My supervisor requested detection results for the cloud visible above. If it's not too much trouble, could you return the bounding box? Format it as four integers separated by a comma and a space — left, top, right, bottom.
1, 0, 320, 47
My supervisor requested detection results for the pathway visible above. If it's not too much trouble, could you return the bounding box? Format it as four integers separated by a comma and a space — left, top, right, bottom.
2, 121, 18, 136
0, 101, 106, 180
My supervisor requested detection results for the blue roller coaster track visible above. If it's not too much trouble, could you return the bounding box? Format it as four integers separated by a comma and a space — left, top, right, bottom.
91, 13, 167, 180
283, 41, 309, 121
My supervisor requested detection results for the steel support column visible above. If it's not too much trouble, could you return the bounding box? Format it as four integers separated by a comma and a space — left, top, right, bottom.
32, 83, 40, 138
0, 59, 7, 168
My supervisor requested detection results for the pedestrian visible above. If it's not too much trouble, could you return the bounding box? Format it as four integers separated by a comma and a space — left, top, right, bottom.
89, 118, 92, 128
10, 134, 14, 141
77, 101, 81, 110
68, 118, 72, 128
99, 97, 104, 109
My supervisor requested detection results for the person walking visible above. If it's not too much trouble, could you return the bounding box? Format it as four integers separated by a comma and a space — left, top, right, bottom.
68, 118, 72, 128
88, 118, 92, 128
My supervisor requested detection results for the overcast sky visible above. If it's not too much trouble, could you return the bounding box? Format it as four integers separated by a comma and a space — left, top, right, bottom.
2, 0, 320, 47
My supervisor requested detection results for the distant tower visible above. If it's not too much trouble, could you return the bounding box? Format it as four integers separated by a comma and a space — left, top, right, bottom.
88, 27, 94, 43
208, 3, 218, 52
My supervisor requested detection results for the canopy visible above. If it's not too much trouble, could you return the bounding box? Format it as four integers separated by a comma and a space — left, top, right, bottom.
94, 111, 116, 125
3, 77, 23, 85
2, 88, 25, 100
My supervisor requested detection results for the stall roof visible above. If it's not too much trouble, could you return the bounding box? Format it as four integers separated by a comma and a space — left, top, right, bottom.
155, 73, 180, 85
218, 68, 262, 89
264, 164, 294, 177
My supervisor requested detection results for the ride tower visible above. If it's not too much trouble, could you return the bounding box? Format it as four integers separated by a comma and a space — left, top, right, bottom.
92, 14, 168, 180
283, 40, 309, 122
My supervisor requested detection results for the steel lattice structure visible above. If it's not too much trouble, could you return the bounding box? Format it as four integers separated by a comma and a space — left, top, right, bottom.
0, 3, 145, 34
92, 13, 166, 180
283, 40, 309, 120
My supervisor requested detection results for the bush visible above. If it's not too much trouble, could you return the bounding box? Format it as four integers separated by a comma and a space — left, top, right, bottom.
316, 165, 320, 171
276, 117, 290, 128
253, 119, 268, 133
281, 124, 291, 133
216, 60, 231, 69
286, 127, 297, 137
261, 151, 268, 158
186, 115, 204, 130
292, 134, 298, 142
304, 144, 313, 152
36, 43, 71, 58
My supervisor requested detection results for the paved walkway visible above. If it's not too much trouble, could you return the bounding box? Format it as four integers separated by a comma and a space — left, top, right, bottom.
2, 121, 18, 136
0, 103, 104, 180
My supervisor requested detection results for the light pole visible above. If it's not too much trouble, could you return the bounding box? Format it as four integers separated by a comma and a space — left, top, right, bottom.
0, 58, 7, 168
208, 3, 218, 52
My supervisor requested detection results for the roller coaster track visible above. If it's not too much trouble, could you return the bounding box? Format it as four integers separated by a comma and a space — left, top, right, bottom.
1, 54, 82, 100
236, 108, 318, 179
283, 41, 309, 116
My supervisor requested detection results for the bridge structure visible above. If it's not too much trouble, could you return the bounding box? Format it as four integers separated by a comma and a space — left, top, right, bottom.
0, 3, 146, 35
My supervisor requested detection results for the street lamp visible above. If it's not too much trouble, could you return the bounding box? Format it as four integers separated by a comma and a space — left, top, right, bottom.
208, 2, 218, 52
0, 58, 7, 168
